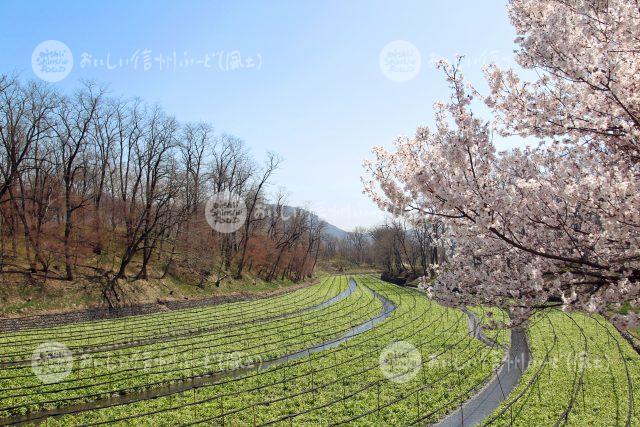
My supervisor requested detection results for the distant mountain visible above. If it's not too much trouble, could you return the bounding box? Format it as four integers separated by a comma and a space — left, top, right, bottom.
279, 205, 350, 240
322, 221, 350, 240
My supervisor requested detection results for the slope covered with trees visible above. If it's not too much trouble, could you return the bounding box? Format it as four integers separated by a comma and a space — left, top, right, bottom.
0, 78, 325, 311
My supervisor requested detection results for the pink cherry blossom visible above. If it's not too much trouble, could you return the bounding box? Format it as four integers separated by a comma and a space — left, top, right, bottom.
364, 0, 640, 328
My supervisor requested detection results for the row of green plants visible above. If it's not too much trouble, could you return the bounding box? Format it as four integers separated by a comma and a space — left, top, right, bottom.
487, 309, 640, 426
0, 276, 347, 359
0, 277, 382, 417
44, 275, 505, 426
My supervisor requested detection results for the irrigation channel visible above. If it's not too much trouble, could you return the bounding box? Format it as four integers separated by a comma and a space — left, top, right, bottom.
0, 275, 536, 426
434, 309, 531, 427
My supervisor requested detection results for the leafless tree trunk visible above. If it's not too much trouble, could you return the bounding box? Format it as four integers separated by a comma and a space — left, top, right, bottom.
54, 84, 103, 280
235, 153, 279, 279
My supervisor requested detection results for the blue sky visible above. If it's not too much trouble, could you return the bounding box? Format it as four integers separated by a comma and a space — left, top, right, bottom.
0, 0, 520, 231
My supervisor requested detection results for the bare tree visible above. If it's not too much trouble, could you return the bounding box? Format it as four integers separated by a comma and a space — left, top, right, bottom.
53, 84, 104, 280
179, 122, 211, 214
348, 226, 369, 264
0, 77, 54, 202
235, 152, 280, 279
90, 97, 120, 255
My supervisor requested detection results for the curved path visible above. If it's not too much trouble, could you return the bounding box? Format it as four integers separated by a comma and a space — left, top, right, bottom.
1, 279, 396, 426
434, 309, 531, 427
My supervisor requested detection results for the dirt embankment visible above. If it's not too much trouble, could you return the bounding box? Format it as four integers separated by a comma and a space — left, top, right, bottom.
0, 277, 318, 332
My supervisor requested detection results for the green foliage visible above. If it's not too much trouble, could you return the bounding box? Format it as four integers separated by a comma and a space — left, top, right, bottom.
488, 310, 640, 426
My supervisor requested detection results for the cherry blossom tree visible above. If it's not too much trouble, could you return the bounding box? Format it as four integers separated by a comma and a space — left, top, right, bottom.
364, 0, 640, 330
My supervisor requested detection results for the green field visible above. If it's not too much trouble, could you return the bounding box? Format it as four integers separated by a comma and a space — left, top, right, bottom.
0, 275, 638, 426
